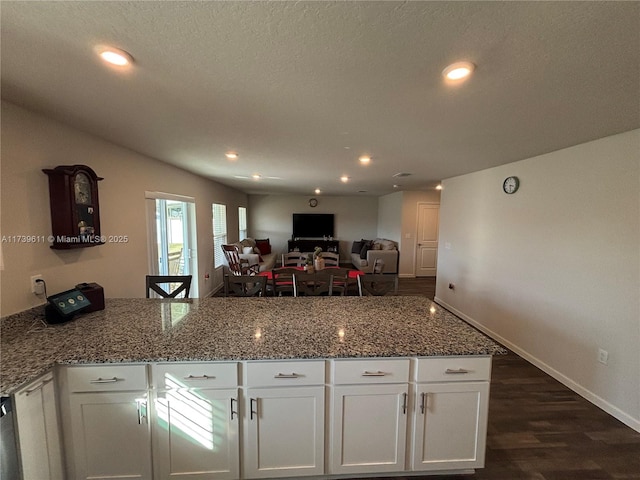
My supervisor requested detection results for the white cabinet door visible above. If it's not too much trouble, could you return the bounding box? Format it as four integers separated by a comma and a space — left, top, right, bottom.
68, 391, 152, 480
330, 384, 408, 475
244, 386, 324, 479
153, 387, 239, 479
411, 381, 489, 471
13, 372, 64, 480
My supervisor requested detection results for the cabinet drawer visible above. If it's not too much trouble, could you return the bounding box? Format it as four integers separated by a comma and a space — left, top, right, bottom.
152, 362, 238, 390
332, 359, 410, 384
416, 356, 491, 383
65, 364, 148, 392
245, 360, 325, 386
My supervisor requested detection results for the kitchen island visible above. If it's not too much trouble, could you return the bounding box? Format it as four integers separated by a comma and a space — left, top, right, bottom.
1, 296, 506, 480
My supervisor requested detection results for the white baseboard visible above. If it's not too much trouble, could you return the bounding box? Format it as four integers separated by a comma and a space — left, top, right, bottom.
434, 296, 640, 433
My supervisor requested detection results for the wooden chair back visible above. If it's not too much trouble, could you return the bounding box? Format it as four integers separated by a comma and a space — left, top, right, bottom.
321, 252, 339, 267
282, 252, 305, 267
295, 271, 338, 296
271, 267, 299, 296
222, 244, 259, 276
224, 275, 267, 297
324, 267, 351, 296
146, 275, 192, 298
357, 274, 398, 296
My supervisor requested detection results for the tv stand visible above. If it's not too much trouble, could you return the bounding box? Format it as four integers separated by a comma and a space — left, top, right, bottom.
288, 239, 339, 254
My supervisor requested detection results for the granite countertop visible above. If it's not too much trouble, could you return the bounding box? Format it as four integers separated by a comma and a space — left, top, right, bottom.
0, 296, 506, 395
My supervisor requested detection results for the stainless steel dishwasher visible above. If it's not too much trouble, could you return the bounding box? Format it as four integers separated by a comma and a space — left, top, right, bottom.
1, 396, 20, 479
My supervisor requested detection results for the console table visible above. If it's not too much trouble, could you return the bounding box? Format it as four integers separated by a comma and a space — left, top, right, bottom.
288, 239, 339, 253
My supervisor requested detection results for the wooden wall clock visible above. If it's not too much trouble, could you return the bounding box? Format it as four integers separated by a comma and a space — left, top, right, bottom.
43, 165, 104, 249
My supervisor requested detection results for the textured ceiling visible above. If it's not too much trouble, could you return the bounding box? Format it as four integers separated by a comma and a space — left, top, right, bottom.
2, 1, 639, 196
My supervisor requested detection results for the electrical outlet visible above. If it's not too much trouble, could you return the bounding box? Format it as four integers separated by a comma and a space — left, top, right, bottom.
31, 275, 45, 295
598, 348, 609, 365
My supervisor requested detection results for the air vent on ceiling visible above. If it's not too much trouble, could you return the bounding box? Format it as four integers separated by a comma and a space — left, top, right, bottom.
392, 172, 412, 178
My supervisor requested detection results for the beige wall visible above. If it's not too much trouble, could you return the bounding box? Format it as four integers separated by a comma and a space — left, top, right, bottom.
0, 101, 247, 315
248, 194, 379, 261
435, 129, 640, 431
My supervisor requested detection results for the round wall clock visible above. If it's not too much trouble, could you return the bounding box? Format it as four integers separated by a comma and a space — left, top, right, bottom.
503, 176, 520, 194
308, 198, 318, 207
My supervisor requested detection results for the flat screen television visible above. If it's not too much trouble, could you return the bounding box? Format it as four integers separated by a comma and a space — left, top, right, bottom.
292, 213, 334, 239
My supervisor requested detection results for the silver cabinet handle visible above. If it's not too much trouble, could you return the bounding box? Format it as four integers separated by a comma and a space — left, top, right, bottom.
274, 373, 300, 379
362, 371, 388, 377
445, 368, 470, 374
23, 377, 53, 396
136, 399, 147, 425
230, 398, 238, 420
184, 374, 216, 380
250, 398, 258, 420
89, 377, 121, 384
402, 392, 407, 415
420, 392, 426, 414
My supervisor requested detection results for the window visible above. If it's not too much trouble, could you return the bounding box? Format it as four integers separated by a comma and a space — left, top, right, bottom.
238, 206, 247, 241
212, 203, 227, 268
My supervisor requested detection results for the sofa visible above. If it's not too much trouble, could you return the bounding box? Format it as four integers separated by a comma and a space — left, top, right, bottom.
351, 238, 399, 274
224, 237, 277, 273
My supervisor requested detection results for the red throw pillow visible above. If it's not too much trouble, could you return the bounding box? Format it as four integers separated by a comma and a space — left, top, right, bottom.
255, 239, 271, 255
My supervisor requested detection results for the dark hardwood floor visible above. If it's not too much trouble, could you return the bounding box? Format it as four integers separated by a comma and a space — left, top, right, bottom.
215, 275, 640, 478
381, 277, 640, 480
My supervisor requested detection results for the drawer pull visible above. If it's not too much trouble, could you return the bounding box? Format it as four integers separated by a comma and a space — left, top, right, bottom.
89, 377, 121, 384
274, 373, 301, 379
445, 368, 470, 375
23, 377, 53, 396
184, 374, 216, 380
362, 371, 388, 377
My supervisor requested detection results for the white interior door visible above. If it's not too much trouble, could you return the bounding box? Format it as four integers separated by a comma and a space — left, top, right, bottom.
415, 203, 439, 277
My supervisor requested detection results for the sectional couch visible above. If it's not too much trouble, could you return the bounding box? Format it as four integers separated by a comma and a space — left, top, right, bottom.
351, 238, 399, 273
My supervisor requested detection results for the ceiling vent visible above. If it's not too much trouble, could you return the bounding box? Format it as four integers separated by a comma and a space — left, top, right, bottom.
392, 172, 412, 178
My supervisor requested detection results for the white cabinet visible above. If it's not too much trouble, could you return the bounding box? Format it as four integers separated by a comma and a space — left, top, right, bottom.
243, 361, 325, 479
410, 356, 491, 472
60, 365, 152, 480
330, 359, 410, 475
13, 371, 64, 480
151, 362, 239, 480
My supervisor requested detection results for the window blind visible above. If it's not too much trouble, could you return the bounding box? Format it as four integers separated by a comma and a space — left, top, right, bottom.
212, 203, 227, 268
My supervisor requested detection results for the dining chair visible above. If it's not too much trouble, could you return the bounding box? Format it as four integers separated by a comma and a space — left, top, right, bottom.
323, 267, 351, 296
271, 267, 299, 296
222, 244, 260, 276
357, 274, 398, 296
321, 252, 339, 267
281, 252, 305, 267
224, 275, 267, 297
373, 258, 385, 274
294, 271, 337, 296
146, 275, 192, 298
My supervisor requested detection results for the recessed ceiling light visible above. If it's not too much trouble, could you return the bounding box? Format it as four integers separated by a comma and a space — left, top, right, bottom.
252, 174, 261, 180
340, 175, 350, 183
315, 188, 321, 194
96, 46, 133, 67
225, 152, 239, 160
442, 61, 475, 81
359, 155, 371, 164
435, 184, 443, 190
